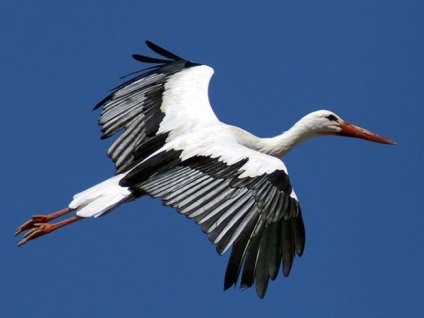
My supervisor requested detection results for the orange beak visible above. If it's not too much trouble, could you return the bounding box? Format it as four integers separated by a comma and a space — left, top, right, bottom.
339, 122, 396, 145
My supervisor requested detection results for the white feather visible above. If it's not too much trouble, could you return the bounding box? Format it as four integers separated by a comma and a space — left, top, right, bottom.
162, 124, 290, 178
159, 65, 219, 138
69, 174, 132, 218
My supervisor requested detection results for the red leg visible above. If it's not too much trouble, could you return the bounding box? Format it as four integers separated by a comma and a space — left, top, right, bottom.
15, 207, 83, 246
15, 207, 74, 236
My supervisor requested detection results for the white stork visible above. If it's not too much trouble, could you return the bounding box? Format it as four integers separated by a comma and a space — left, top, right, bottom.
15, 41, 395, 298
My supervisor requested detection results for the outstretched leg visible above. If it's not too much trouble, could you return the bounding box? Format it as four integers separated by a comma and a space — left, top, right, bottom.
15, 207, 83, 247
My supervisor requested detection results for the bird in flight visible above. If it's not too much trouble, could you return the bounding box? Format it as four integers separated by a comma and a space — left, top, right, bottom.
15, 41, 395, 298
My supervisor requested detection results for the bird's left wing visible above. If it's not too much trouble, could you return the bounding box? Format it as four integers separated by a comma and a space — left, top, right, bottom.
120, 143, 305, 298
94, 41, 220, 173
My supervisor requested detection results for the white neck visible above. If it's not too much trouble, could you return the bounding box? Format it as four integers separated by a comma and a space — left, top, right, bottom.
257, 117, 320, 158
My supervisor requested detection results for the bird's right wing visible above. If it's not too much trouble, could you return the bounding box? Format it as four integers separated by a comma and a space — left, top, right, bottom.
94, 41, 220, 173
120, 144, 305, 298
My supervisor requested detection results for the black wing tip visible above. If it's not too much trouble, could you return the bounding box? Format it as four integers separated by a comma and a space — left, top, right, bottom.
131, 54, 170, 64
256, 288, 266, 299
145, 40, 157, 49
93, 40, 201, 112
93, 95, 111, 111
144, 40, 184, 61
223, 280, 235, 291
131, 41, 202, 67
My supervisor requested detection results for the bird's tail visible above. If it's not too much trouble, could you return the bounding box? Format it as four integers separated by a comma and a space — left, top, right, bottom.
69, 174, 133, 218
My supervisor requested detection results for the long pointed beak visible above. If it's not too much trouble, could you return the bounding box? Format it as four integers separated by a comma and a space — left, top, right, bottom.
339, 122, 396, 145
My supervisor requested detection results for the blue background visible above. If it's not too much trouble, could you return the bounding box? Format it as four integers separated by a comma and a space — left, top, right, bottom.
1, 1, 423, 317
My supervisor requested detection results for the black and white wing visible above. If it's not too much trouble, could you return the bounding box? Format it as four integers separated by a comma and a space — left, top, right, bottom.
95, 41, 305, 298
120, 141, 306, 298
94, 41, 220, 173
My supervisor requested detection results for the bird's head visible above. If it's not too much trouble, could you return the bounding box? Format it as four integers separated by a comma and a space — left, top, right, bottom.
300, 110, 396, 145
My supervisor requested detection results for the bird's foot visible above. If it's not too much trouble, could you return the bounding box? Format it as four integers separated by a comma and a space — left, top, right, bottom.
15, 214, 56, 237
15, 207, 80, 247
16, 221, 57, 247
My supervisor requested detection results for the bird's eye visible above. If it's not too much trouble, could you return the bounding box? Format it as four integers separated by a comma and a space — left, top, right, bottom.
326, 114, 338, 122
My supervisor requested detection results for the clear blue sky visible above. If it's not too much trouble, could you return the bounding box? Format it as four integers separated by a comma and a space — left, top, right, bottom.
1, 1, 423, 317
